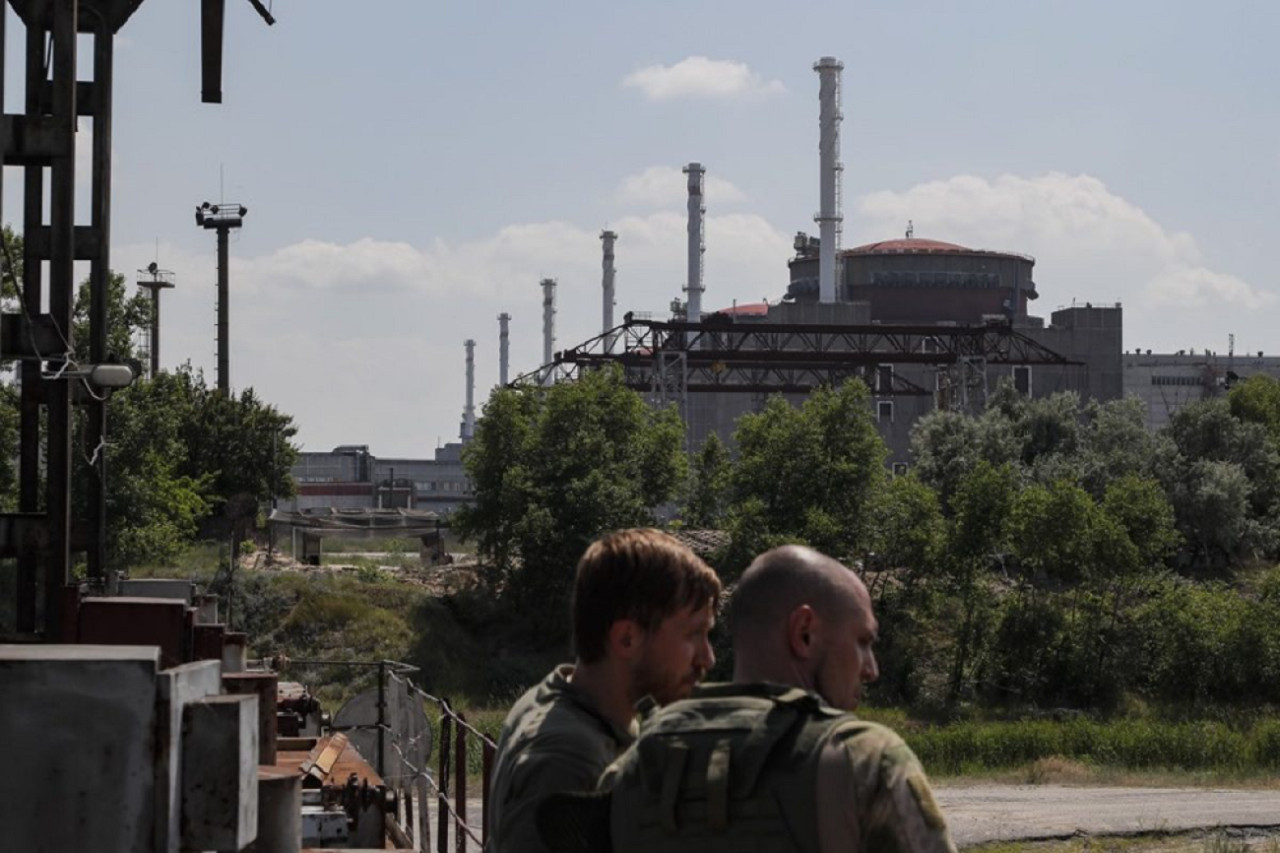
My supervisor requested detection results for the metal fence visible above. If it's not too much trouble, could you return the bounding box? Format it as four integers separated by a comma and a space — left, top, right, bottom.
277, 658, 495, 852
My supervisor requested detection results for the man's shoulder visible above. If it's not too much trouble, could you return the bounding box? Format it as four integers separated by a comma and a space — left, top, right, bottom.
825, 717, 920, 766
501, 678, 619, 760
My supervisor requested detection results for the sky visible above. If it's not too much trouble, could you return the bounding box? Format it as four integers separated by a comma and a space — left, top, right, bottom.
4, 0, 1277, 457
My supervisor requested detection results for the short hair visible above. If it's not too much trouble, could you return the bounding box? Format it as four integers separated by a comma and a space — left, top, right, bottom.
728, 545, 859, 648
572, 529, 722, 664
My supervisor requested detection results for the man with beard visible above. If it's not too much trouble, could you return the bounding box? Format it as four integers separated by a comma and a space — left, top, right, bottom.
485, 528, 721, 853
551, 545, 954, 853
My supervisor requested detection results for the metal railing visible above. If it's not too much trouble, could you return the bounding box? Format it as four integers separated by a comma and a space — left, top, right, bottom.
275, 657, 496, 852
415, 690, 497, 853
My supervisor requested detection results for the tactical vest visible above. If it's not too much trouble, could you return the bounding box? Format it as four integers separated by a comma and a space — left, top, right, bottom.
607, 683, 858, 853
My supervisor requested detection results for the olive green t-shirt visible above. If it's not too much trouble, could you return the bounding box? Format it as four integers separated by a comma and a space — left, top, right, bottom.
485, 664, 636, 853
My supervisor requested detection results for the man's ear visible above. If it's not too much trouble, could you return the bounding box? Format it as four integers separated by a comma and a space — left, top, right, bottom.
787, 605, 819, 660
608, 618, 644, 661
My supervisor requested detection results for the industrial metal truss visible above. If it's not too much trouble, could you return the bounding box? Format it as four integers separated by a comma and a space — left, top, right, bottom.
512, 315, 1078, 398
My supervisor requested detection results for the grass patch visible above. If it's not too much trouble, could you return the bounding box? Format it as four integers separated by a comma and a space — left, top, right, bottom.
903, 717, 1280, 778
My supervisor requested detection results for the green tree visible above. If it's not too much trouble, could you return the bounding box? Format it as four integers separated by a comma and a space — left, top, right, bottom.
684, 432, 731, 528
1077, 396, 1167, 496
454, 366, 688, 645
1161, 398, 1280, 569
943, 460, 1019, 704
1229, 374, 1280, 447
726, 381, 887, 570
71, 270, 150, 364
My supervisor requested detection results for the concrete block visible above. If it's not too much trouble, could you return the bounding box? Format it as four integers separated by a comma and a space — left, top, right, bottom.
252, 769, 302, 853
192, 622, 226, 661
223, 631, 248, 673
118, 578, 196, 603
223, 671, 279, 764
79, 596, 190, 668
181, 694, 259, 851
157, 660, 222, 853
194, 593, 220, 624
0, 645, 160, 853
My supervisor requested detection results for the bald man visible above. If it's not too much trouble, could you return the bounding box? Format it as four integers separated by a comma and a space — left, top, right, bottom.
594, 545, 955, 853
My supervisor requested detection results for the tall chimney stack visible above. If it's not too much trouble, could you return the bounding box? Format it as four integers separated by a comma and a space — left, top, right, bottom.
683, 163, 705, 325
814, 57, 844, 304
541, 278, 557, 384
461, 339, 476, 441
498, 312, 511, 386
601, 230, 617, 352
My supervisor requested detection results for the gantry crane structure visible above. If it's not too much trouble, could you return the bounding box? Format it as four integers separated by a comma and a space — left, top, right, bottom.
512, 313, 1080, 417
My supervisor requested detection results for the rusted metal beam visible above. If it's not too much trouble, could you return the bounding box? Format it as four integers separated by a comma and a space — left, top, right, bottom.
201, 0, 226, 103
0, 114, 73, 165
44, 0, 80, 639
0, 313, 65, 359
23, 224, 103, 259
85, 20, 114, 580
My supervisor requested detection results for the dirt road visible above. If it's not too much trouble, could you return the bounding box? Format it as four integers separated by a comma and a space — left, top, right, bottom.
935, 784, 1280, 846
428, 784, 1280, 850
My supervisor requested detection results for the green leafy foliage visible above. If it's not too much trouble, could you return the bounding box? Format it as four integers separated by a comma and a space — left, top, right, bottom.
0, 248, 301, 570
724, 382, 887, 572
683, 432, 731, 528
454, 365, 688, 647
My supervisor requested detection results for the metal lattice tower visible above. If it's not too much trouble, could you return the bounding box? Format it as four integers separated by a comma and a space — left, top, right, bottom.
136, 262, 176, 378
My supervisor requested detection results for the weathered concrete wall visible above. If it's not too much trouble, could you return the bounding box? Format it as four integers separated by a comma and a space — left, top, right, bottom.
156, 660, 223, 853
0, 645, 162, 853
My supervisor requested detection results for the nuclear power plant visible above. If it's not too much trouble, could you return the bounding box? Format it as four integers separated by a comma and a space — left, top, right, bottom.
285, 53, 1280, 513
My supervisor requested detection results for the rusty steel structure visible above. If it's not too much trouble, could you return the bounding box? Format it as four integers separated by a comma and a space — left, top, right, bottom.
512, 314, 1079, 402
0, 0, 272, 640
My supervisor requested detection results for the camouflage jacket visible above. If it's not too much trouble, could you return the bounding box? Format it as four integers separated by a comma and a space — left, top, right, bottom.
485, 665, 636, 853
600, 682, 955, 853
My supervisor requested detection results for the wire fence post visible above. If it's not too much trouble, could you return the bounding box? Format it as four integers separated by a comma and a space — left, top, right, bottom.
437, 703, 453, 853
377, 659, 387, 777
455, 712, 468, 853
482, 738, 494, 842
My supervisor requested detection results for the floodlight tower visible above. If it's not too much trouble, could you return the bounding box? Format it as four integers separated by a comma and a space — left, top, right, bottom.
195, 201, 247, 393
136, 262, 176, 378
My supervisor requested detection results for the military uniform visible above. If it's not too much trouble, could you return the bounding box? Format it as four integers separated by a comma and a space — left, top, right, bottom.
600, 683, 955, 853
486, 665, 637, 853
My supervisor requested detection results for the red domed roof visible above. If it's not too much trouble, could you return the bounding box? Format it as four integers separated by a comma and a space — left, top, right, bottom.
711, 302, 769, 317
848, 238, 969, 254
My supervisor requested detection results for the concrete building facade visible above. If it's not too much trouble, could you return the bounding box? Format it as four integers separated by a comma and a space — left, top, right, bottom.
1123, 349, 1280, 430
282, 442, 473, 515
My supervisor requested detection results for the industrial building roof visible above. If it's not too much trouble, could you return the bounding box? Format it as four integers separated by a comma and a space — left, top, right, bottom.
711, 302, 770, 317
849, 237, 969, 253
846, 237, 1034, 262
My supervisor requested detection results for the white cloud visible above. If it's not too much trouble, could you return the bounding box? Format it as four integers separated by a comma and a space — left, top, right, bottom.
852, 172, 1277, 358
855, 172, 1273, 311
622, 56, 785, 101
617, 165, 746, 208
112, 210, 792, 457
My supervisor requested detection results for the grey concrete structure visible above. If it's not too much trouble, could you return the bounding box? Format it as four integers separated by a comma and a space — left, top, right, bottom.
1123, 349, 1280, 429
181, 694, 260, 851
118, 577, 197, 604
158, 660, 231, 852
0, 645, 163, 852
281, 442, 473, 515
